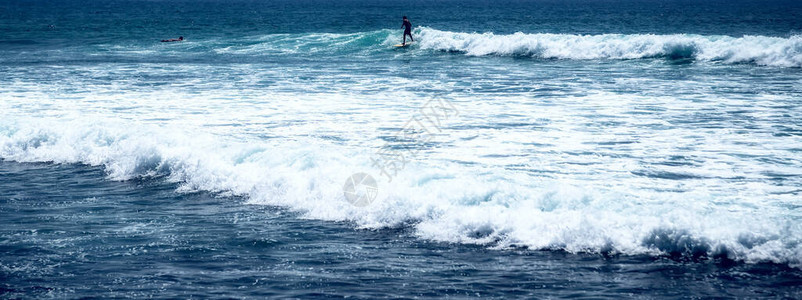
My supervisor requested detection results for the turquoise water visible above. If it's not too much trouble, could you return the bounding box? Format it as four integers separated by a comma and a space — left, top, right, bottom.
1, 0, 802, 297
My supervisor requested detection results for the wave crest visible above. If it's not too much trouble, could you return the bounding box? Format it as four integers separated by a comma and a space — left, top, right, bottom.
416, 28, 802, 67
1, 119, 801, 268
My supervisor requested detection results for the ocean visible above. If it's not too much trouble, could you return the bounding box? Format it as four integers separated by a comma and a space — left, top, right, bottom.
1, 0, 801, 298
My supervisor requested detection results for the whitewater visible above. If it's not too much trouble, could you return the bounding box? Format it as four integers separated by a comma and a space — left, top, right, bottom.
10, 28, 801, 67
3, 0, 802, 297
2, 28, 801, 265
415, 28, 802, 67
103, 28, 802, 67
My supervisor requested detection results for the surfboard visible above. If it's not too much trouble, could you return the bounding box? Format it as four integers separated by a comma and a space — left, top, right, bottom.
394, 42, 413, 47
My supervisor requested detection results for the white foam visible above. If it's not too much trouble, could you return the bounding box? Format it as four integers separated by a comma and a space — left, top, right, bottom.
10, 28, 801, 67
1, 113, 800, 268
416, 28, 802, 67
2, 36, 801, 267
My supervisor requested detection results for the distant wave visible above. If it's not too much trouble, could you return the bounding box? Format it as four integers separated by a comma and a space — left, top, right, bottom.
416, 28, 802, 67
213, 28, 802, 67
24, 28, 801, 67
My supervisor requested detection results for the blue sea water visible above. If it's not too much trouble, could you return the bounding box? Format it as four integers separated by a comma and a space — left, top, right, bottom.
1, 0, 802, 298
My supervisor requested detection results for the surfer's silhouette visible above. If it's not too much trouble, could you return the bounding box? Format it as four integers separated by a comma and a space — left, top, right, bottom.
161, 36, 183, 43
401, 16, 413, 45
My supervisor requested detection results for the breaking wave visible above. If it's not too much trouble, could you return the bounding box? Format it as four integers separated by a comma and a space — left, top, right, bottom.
416, 28, 802, 67
1, 119, 800, 268
15, 28, 801, 67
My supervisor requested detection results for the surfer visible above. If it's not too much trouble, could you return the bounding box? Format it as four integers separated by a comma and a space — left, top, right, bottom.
161, 36, 183, 43
401, 16, 413, 45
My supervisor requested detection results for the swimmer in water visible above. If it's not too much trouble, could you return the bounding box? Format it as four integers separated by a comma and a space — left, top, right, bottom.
161, 36, 183, 42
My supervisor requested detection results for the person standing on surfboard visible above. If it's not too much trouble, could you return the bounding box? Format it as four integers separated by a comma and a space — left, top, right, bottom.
401, 16, 413, 45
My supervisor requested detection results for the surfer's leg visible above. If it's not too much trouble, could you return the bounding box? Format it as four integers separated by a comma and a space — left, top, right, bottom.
404, 31, 413, 43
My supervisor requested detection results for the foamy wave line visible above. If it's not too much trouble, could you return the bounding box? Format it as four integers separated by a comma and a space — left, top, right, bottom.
1, 118, 800, 267
417, 28, 802, 67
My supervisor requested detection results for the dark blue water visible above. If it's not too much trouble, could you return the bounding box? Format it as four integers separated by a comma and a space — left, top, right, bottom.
2, 0, 802, 298
1, 161, 801, 298
2, 0, 801, 37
